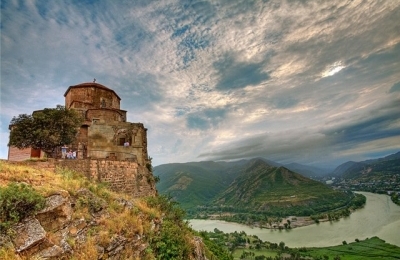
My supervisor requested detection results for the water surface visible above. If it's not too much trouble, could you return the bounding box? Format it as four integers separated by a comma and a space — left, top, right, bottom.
189, 192, 400, 247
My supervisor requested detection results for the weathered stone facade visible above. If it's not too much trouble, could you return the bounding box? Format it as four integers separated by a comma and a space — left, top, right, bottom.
64, 82, 149, 167
56, 159, 157, 197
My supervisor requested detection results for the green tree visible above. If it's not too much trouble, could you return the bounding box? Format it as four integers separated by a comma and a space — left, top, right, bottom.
279, 241, 285, 251
8, 105, 82, 158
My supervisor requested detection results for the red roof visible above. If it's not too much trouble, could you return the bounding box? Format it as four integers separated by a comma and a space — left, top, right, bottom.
64, 82, 121, 100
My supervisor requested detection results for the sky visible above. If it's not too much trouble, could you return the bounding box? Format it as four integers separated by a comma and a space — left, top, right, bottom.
1, 0, 400, 170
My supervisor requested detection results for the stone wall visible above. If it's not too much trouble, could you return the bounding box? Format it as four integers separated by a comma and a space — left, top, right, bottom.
11, 159, 157, 198
90, 160, 156, 198
88, 122, 147, 166
86, 108, 126, 123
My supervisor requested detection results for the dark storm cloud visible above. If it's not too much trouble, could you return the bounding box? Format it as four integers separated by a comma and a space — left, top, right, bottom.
198, 100, 400, 165
197, 130, 332, 165
321, 100, 400, 145
213, 53, 271, 91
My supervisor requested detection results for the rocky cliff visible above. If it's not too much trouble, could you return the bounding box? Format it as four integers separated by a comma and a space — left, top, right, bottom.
0, 160, 211, 260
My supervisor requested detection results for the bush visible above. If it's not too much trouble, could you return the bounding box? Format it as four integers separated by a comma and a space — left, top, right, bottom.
145, 195, 194, 259
0, 182, 46, 231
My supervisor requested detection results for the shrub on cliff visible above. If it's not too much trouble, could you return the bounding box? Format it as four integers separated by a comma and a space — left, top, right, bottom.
0, 182, 46, 231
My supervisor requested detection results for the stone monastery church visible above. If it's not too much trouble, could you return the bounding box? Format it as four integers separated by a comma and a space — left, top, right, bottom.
8, 81, 149, 167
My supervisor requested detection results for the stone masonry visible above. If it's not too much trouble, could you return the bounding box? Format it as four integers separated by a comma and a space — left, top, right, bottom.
57, 159, 156, 197
9, 159, 157, 198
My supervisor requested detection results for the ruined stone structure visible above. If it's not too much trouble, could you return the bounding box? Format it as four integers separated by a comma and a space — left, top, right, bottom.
9, 82, 149, 168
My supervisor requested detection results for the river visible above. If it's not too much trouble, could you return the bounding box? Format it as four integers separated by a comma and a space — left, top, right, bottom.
188, 192, 400, 247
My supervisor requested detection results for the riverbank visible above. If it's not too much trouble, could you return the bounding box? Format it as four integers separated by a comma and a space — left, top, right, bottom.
189, 192, 400, 247
205, 215, 327, 229
202, 192, 366, 229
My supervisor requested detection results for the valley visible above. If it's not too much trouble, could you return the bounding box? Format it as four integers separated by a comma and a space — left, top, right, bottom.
155, 158, 366, 223
155, 151, 400, 224
189, 192, 400, 248
327, 152, 400, 205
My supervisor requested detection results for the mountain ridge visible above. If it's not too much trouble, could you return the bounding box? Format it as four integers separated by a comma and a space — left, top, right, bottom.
155, 158, 356, 217
331, 151, 400, 179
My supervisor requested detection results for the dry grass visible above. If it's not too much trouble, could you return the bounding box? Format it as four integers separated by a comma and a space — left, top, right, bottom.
0, 162, 56, 187
0, 161, 86, 197
0, 246, 23, 260
133, 199, 161, 220
0, 160, 166, 259
71, 236, 99, 260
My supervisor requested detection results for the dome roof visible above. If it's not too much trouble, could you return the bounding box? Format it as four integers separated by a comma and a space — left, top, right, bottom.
64, 82, 121, 100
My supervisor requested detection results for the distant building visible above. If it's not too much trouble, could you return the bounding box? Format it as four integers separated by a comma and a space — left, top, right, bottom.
8, 82, 149, 166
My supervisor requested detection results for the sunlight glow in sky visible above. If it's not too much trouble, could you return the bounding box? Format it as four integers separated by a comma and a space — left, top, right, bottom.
322, 62, 346, 78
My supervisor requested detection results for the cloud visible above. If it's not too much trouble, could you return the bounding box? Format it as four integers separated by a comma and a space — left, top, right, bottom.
321, 100, 400, 144
186, 108, 227, 130
213, 53, 271, 91
1, 0, 400, 168
198, 99, 400, 167
389, 82, 400, 93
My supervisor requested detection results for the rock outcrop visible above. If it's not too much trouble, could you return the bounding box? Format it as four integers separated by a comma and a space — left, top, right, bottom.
1, 189, 144, 259
1, 188, 209, 259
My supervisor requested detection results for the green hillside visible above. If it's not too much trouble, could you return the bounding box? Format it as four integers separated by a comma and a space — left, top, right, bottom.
154, 161, 245, 209
156, 159, 359, 218
213, 159, 353, 216
341, 158, 400, 181
332, 151, 400, 180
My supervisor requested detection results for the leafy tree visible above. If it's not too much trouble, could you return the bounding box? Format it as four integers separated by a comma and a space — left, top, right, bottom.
8, 105, 82, 158
279, 241, 285, 251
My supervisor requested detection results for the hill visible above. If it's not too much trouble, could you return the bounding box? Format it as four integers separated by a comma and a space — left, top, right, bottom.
0, 160, 231, 260
331, 161, 361, 177
212, 159, 353, 216
156, 158, 359, 218
331, 151, 400, 180
154, 161, 245, 209
329, 152, 400, 205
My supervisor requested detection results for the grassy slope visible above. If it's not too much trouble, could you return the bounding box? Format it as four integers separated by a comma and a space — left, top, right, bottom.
155, 161, 244, 209
303, 237, 400, 260
0, 160, 228, 260
156, 159, 357, 217
214, 159, 352, 214
204, 229, 400, 260
344, 158, 400, 180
